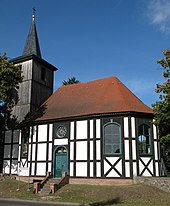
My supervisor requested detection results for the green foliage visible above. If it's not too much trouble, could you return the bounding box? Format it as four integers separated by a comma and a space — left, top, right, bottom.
62, 77, 80, 86
153, 48, 170, 174
0, 53, 23, 129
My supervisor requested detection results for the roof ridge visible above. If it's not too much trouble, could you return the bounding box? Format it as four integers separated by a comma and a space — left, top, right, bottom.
60, 76, 117, 89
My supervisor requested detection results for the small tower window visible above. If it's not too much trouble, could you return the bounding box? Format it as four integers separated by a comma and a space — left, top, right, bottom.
41, 67, 46, 82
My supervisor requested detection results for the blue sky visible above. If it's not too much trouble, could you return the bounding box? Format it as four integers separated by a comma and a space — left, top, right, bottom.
1, 0, 170, 107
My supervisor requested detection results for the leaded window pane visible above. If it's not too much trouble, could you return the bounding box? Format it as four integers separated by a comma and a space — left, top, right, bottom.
5, 131, 12, 143
113, 144, 120, 153
138, 124, 151, 155
13, 130, 20, 143
104, 123, 121, 155
12, 144, 19, 158
105, 145, 112, 154
4, 145, 11, 158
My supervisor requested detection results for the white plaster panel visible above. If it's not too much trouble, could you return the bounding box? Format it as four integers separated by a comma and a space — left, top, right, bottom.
33, 126, 37, 142
90, 120, 93, 139
70, 142, 74, 160
28, 144, 31, 161
133, 162, 137, 177
38, 125, 47, 142
76, 141, 87, 160
76, 162, 87, 177
132, 140, 136, 160
76, 120, 87, 139
124, 140, 130, 160
107, 169, 120, 177
124, 117, 129, 137
18, 145, 21, 161
32, 144, 36, 161
155, 162, 159, 176
148, 160, 153, 174
96, 119, 100, 139
154, 142, 158, 160
96, 162, 101, 177
153, 125, 157, 140
37, 143, 47, 161
141, 157, 151, 165
104, 157, 119, 177
131, 117, 136, 138
125, 162, 130, 177
29, 128, 32, 143
139, 159, 145, 174
70, 122, 74, 140
143, 170, 152, 177
70, 162, 74, 176
3, 161, 10, 174
90, 162, 93, 177
96, 140, 101, 160
11, 163, 19, 174
90, 141, 93, 160
115, 159, 122, 175
139, 158, 153, 176
31, 163, 35, 176
106, 157, 119, 164
54, 138, 68, 146
104, 159, 110, 175
36, 163, 46, 176
48, 163, 52, 172
49, 124, 53, 141
48, 143, 52, 161
19, 132, 22, 144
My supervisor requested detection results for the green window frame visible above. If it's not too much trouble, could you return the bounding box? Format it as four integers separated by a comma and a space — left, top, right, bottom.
138, 124, 152, 155
103, 122, 121, 155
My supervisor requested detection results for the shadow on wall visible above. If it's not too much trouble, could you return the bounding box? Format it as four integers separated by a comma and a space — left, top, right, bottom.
23, 103, 47, 124
89, 197, 121, 206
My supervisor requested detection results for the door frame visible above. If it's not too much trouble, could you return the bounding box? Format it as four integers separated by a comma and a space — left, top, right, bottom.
53, 145, 68, 178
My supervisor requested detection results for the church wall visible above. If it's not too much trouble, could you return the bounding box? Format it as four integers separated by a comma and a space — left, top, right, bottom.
2, 115, 161, 180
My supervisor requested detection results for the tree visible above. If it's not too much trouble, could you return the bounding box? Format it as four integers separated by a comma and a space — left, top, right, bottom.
62, 77, 80, 86
0, 53, 23, 130
152, 48, 170, 175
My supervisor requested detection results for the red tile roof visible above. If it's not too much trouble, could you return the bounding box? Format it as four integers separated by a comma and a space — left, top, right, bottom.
35, 76, 153, 121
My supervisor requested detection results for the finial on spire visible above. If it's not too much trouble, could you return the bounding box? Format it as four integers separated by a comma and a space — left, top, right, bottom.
32, 7, 36, 21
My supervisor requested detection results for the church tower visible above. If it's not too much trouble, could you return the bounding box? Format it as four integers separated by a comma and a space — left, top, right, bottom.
11, 12, 57, 123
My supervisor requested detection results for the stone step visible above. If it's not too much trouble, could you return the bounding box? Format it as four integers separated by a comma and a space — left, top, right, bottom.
39, 177, 64, 194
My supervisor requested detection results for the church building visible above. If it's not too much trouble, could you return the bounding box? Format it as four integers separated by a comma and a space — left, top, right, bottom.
2, 14, 161, 183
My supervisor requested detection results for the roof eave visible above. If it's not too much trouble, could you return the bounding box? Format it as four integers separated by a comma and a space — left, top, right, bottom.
31, 110, 154, 125
10, 54, 58, 71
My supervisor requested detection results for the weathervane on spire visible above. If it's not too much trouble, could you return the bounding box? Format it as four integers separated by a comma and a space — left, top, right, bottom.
32, 7, 36, 21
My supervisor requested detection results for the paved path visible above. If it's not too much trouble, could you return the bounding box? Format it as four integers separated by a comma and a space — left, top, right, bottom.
0, 198, 86, 206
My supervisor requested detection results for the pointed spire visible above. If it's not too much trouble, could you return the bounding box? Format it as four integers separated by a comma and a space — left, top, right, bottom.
22, 8, 42, 58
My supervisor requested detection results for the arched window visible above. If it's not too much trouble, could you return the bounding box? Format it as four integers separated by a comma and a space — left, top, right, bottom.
138, 124, 151, 155
103, 123, 121, 155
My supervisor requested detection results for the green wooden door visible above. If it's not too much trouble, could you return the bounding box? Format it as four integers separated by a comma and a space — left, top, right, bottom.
55, 147, 68, 178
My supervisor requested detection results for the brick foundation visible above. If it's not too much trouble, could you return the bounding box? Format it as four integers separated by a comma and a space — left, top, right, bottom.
69, 178, 133, 185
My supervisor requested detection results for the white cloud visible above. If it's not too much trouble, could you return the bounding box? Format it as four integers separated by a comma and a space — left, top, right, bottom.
146, 0, 170, 34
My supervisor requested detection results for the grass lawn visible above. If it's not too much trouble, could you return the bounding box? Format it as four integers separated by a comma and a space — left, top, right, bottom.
0, 179, 170, 206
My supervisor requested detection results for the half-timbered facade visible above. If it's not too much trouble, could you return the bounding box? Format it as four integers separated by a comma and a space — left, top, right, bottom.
3, 77, 161, 181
